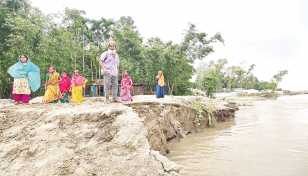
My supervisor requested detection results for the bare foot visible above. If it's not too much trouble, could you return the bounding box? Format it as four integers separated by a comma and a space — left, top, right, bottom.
15, 102, 19, 105
131, 99, 133, 102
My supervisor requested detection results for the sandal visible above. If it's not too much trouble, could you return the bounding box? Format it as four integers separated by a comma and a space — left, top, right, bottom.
105, 100, 112, 104
113, 99, 121, 103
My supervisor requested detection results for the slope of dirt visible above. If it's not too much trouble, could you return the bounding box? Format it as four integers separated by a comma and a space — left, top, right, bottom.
0, 96, 237, 176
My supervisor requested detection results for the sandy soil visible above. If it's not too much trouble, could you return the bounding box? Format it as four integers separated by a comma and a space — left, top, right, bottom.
0, 95, 237, 176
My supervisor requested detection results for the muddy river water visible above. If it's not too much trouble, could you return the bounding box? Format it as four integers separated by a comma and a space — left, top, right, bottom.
167, 95, 308, 176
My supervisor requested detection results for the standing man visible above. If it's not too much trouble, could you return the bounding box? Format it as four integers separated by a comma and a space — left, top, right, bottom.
99, 41, 120, 103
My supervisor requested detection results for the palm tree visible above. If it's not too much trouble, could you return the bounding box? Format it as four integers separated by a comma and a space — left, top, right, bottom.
101, 18, 115, 40
90, 18, 115, 96
91, 19, 104, 96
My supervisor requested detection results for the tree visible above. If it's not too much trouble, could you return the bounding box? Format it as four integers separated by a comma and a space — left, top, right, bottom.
196, 59, 228, 90
202, 77, 217, 98
271, 70, 288, 89
0, 2, 225, 98
101, 17, 114, 40
115, 16, 137, 31
243, 64, 256, 89
181, 23, 224, 63
225, 66, 238, 90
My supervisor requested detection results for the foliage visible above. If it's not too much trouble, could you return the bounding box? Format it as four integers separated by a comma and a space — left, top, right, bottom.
271, 70, 288, 89
182, 99, 216, 127
196, 58, 228, 90
259, 82, 276, 92
202, 77, 217, 98
0, 2, 224, 99
195, 58, 289, 92
237, 102, 254, 106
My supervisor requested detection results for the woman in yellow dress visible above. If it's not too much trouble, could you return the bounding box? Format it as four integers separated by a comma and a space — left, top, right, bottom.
70, 70, 88, 103
42, 66, 63, 103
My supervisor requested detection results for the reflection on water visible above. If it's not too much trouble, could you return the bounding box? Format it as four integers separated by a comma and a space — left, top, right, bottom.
167, 95, 308, 176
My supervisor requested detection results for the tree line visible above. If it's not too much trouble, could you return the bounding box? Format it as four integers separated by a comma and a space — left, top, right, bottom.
0, 0, 225, 98
195, 59, 288, 92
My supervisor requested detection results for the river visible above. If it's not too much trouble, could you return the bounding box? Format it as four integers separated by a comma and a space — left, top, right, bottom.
167, 94, 308, 176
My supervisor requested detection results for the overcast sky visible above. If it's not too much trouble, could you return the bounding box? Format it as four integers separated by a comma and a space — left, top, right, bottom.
30, 0, 308, 90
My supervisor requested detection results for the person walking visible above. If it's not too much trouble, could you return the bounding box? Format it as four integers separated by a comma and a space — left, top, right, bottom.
99, 41, 120, 103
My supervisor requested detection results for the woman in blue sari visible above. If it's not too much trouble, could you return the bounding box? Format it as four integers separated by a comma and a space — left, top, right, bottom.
8, 54, 40, 105
156, 71, 165, 98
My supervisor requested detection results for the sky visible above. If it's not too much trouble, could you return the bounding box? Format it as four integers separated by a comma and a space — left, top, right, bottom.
29, 0, 308, 90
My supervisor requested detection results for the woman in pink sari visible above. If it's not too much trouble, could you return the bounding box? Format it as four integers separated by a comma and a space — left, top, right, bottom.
120, 70, 133, 102
59, 73, 71, 103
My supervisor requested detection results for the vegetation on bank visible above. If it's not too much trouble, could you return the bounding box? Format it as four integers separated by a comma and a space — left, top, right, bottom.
237, 102, 254, 106
181, 99, 216, 127
0, 0, 224, 98
0, 0, 289, 99
195, 59, 289, 93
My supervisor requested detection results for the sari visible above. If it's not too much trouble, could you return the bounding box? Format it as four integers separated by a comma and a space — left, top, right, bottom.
42, 72, 62, 103
120, 74, 133, 101
59, 73, 71, 103
156, 71, 165, 98
71, 73, 87, 103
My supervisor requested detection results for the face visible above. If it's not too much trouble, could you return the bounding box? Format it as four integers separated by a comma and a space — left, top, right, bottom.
49, 67, 55, 73
62, 74, 66, 78
108, 43, 116, 50
123, 71, 127, 77
20, 55, 27, 63
74, 70, 79, 76
158, 72, 162, 76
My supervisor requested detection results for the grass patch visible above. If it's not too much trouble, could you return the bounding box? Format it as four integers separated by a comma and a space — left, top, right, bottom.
237, 101, 254, 106
180, 99, 216, 127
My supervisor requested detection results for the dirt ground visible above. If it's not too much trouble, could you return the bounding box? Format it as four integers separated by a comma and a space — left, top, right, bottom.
0, 95, 237, 176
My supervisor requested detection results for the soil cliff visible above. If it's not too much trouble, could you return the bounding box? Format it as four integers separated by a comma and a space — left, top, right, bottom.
0, 96, 237, 176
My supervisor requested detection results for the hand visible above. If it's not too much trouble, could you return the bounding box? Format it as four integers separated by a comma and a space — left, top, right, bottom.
45, 87, 47, 91
103, 69, 108, 74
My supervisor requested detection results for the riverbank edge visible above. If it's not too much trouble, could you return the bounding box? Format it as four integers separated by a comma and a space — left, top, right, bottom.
0, 96, 238, 175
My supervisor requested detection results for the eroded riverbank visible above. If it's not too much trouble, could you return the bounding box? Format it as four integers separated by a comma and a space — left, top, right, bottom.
0, 96, 238, 176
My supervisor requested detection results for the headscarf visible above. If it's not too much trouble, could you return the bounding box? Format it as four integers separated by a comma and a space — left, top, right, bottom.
59, 73, 71, 93
47, 66, 56, 73
71, 71, 86, 88
7, 55, 41, 92
156, 71, 165, 87
46, 67, 60, 83
121, 72, 133, 89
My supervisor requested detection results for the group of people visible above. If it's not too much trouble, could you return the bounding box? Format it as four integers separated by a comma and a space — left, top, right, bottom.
41, 67, 88, 104
7, 41, 166, 105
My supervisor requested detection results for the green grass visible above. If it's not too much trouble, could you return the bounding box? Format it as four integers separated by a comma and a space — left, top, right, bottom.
237, 102, 254, 106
